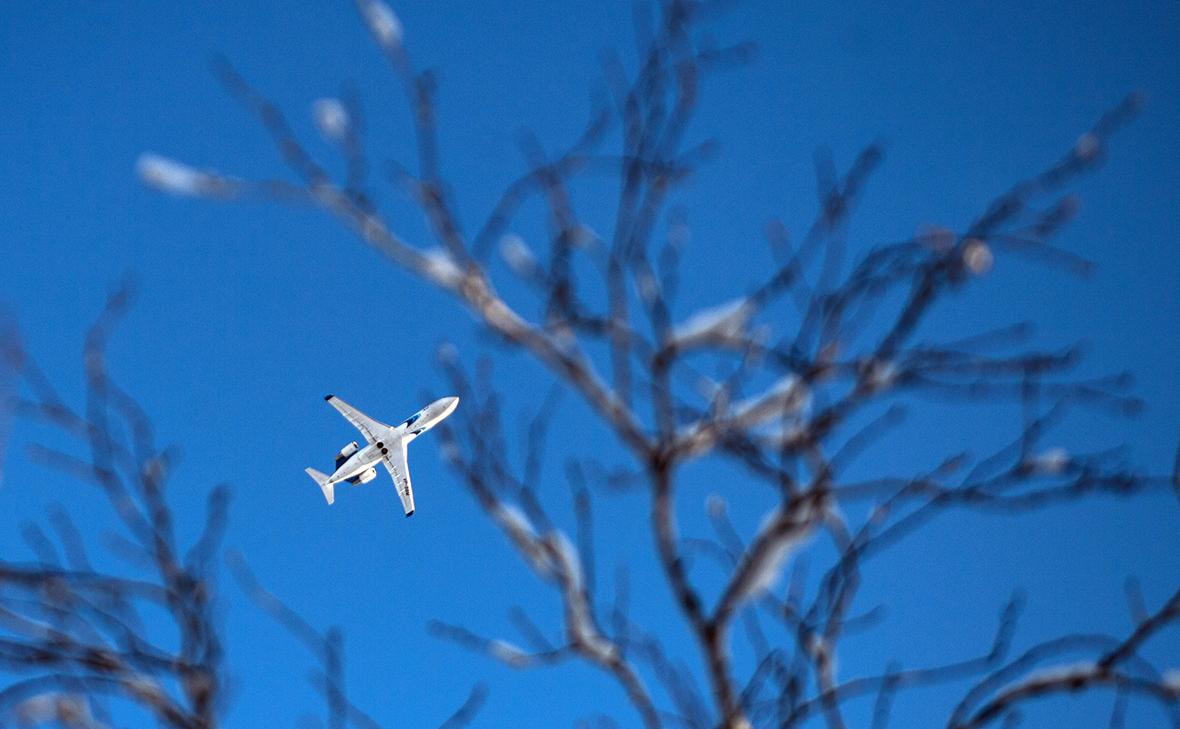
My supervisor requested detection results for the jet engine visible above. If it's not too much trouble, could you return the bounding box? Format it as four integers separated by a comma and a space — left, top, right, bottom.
334, 441, 359, 468
348, 467, 378, 485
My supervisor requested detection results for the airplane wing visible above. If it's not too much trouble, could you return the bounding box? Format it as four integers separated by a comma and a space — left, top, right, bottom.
381, 440, 415, 517
324, 395, 389, 444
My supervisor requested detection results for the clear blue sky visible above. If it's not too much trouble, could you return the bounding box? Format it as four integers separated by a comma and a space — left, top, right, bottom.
2, 1, 1179, 726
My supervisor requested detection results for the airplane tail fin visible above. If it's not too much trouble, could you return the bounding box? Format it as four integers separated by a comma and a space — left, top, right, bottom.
305, 468, 335, 505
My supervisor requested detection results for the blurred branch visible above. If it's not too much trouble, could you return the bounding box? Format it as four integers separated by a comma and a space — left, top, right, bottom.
949, 587, 1180, 727
1, 289, 226, 728
227, 551, 485, 729
127, 1, 1176, 728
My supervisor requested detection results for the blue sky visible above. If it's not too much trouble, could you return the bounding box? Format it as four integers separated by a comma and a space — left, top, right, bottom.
2, 1, 1179, 727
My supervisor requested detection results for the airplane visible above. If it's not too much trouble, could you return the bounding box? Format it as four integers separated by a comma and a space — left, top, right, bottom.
305, 394, 459, 517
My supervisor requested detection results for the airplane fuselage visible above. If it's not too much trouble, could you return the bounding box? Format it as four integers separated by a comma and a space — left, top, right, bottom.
332, 441, 386, 483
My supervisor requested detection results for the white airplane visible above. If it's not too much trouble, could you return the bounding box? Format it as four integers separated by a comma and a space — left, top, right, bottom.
305, 394, 459, 517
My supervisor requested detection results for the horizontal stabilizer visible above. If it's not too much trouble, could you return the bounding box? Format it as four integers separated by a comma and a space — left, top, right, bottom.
305, 467, 335, 505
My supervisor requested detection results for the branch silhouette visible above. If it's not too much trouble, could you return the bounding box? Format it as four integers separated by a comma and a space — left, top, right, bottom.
3, 1, 1176, 728
130, 0, 1176, 725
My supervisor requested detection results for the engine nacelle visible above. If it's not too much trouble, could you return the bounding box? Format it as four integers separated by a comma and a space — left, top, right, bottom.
334, 441, 359, 468
354, 467, 377, 484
